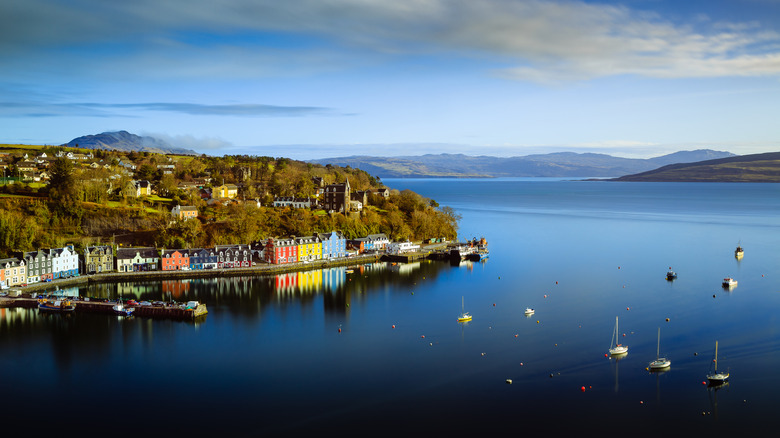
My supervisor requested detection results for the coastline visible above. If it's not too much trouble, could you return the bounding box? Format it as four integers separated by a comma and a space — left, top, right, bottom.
6, 253, 383, 296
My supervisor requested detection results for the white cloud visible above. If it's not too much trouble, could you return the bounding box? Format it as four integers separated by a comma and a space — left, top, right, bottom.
4, 0, 780, 83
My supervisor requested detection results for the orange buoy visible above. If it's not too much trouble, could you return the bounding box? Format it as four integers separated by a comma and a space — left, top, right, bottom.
338, 328, 341, 333
493, 303, 496, 306
514, 334, 518, 338
581, 386, 586, 392
421, 335, 425, 338
392, 325, 396, 329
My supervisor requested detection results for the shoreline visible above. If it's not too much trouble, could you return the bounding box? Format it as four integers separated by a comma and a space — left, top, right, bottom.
4, 253, 387, 296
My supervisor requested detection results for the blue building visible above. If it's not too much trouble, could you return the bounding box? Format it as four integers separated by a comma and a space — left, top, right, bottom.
317, 231, 346, 259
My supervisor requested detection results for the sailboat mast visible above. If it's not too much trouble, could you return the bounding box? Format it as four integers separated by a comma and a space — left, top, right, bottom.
714, 341, 718, 371
657, 327, 661, 358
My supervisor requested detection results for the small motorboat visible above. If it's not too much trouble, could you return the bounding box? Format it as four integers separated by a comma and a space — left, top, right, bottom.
113, 302, 135, 316
666, 268, 677, 280
524, 308, 535, 315
722, 277, 737, 288
735, 244, 744, 259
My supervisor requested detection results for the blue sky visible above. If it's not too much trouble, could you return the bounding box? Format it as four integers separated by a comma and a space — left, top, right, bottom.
2, 0, 780, 159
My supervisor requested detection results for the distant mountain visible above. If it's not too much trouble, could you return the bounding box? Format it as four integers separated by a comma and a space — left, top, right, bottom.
613, 152, 780, 182
311, 149, 735, 178
63, 131, 197, 155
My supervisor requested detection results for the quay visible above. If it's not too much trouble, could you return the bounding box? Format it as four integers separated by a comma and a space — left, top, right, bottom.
0, 296, 208, 320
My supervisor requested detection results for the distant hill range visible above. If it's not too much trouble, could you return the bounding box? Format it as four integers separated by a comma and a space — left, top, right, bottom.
63, 131, 197, 155
613, 151, 780, 182
311, 149, 735, 178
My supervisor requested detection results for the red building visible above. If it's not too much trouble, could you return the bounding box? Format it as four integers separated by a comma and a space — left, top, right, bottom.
265, 237, 298, 264
161, 249, 190, 271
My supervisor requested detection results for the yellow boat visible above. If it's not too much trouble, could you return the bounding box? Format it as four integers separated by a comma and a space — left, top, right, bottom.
457, 296, 472, 322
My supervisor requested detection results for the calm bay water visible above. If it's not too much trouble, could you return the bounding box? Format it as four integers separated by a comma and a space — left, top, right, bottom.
3, 178, 780, 436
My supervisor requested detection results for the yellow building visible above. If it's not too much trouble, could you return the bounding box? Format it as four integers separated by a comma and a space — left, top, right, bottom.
296, 235, 322, 262
213, 184, 238, 199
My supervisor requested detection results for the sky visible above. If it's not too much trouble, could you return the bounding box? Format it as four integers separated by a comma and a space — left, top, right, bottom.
2, 0, 780, 160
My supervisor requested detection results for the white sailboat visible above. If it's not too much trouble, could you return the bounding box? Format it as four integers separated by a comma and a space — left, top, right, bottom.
608, 316, 628, 355
707, 341, 729, 384
457, 296, 472, 322
648, 327, 670, 370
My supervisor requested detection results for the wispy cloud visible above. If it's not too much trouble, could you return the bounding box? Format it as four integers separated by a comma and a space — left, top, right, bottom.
3, 0, 780, 82
0, 101, 336, 118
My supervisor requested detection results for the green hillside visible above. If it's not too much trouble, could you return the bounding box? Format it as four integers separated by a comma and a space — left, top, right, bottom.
613, 152, 780, 182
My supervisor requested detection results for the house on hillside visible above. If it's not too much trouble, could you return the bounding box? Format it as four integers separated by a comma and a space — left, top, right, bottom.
370, 188, 390, 199
213, 184, 238, 199
171, 205, 198, 220
323, 179, 351, 213
273, 197, 314, 209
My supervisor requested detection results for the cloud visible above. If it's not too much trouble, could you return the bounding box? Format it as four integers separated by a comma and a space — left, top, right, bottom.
0, 101, 336, 118
3, 0, 780, 83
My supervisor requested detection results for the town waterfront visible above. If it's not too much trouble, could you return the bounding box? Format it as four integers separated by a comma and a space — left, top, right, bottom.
2, 178, 780, 436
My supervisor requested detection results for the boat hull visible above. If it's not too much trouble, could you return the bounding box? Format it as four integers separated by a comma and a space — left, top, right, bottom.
38, 303, 75, 312
649, 359, 671, 370
609, 346, 628, 355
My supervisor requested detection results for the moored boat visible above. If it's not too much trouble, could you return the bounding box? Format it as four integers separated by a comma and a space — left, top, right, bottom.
666, 268, 677, 280
113, 302, 135, 316
608, 316, 628, 356
706, 341, 729, 385
648, 327, 671, 371
735, 243, 744, 258
457, 296, 472, 322
722, 277, 737, 288
524, 308, 535, 316
38, 298, 76, 312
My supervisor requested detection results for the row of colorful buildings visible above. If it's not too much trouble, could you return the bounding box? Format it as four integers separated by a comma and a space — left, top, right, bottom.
1, 232, 415, 289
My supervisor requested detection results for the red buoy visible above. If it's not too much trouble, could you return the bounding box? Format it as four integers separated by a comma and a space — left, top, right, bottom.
581, 386, 586, 392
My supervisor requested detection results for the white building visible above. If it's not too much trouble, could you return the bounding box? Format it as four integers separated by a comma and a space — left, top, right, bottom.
51, 245, 79, 278
386, 241, 420, 254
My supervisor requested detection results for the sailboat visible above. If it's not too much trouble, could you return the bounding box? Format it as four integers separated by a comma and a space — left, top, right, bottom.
457, 296, 472, 322
608, 316, 628, 355
648, 327, 671, 370
707, 341, 729, 385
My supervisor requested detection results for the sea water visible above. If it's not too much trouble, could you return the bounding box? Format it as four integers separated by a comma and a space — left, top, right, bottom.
2, 178, 779, 436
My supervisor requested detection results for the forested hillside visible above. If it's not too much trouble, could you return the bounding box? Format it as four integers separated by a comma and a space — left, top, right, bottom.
0, 145, 459, 257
